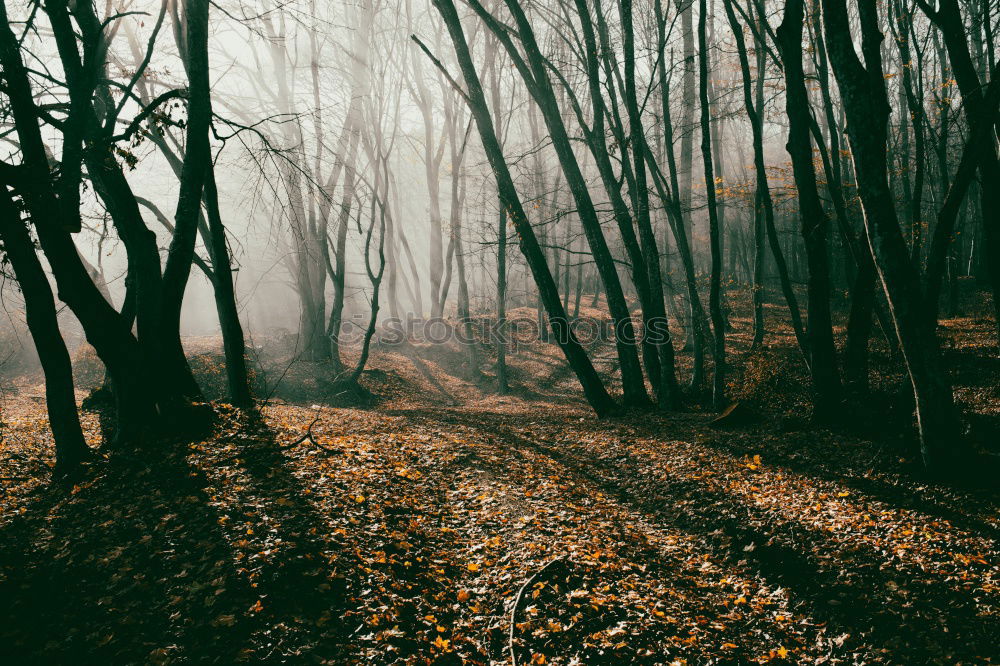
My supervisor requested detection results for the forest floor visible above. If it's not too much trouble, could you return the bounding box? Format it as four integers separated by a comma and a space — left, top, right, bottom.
1, 296, 999, 665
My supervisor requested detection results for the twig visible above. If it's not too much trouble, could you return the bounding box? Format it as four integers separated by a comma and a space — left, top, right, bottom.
508, 556, 566, 665
289, 416, 321, 447
112, 88, 189, 142
211, 414, 323, 467
290, 416, 343, 455
410, 34, 471, 106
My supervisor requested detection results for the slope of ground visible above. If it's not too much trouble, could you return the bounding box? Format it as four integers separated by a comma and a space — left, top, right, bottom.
0, 298, 998, 665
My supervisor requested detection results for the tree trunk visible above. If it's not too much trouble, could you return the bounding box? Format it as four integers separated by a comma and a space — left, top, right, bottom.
698, 0, 727, 408
0, 189, 90, 473
654, 0, 707, 388
823, 0, 967, 471
470, 0, 650, 407
202, 167, 253, 408
919, 0, 1000, 347
620, 0, 679, 408
496, 208, 510, 394
328, 129, 361, 375
0, 5, 163, 446
776, 0, 843, 418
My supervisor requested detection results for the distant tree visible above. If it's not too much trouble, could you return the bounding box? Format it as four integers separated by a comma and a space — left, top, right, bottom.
775, 0, 842, 419
421, 0, 619, 416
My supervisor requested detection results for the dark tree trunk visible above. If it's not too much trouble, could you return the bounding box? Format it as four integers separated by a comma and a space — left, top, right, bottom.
919, 0, 1000, 347
675, 0, 696, 226
655, 0, 707, 388
698, 0, 727, 408
823, 0, 967, 471
327, 132, 360, 376
751, 24, 767, 350
0, 4, 161, 446
0, 189, 90, 474
581, 0, 664, 395
161, 0, 212, 404
121, 25, 251, 409
496, 208, 510, 394
810, 8, 883, 390
621, 0, 679, 408
776, 0, 842, 419
891, 0, 928, 266
724, 0, 809, 356
468, 0, 650, 407
924, 75, 1000, 321
202, 167, 253, 408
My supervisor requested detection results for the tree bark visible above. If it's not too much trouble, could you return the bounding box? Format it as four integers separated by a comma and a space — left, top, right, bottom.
823, 0, 967, 471
776, 0, 843, 418
0, 3, 161, 445
620, 0, 679, 408
654, 0, 708, 388
0, 188, 90, 473
918, 0, 1000, 347
162, 0, 213, 402
468, 0, 650, 407
698, 0, 727, 408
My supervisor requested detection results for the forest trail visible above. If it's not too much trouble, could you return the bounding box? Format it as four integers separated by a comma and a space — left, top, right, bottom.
3, 0, 999, 661
1, 387, 998, 664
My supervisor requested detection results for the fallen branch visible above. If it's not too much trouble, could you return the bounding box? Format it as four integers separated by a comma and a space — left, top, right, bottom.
284, 416, 342, 454
509, 556, 566, 665
286, 416, 321, 448
212, 416, 326, 467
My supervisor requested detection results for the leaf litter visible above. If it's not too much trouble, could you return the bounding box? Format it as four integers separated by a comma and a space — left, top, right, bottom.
0, 313, 998, 664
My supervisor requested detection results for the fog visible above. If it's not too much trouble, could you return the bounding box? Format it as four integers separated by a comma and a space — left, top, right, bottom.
3, 1, 999, 660
5, 0, 805, 355
1, 0, 996, 451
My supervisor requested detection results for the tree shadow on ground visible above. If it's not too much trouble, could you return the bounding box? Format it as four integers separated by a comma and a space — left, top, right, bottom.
205, 420, 355, 662
232, 414, 484, 662
399, 345, 462, 406
401, 408, 999, 664
0, 444, 259, 664
686, 419, 1000, 543
0, 415, 371, 663
0, 406, 486, 664
3, 396, 996, 663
